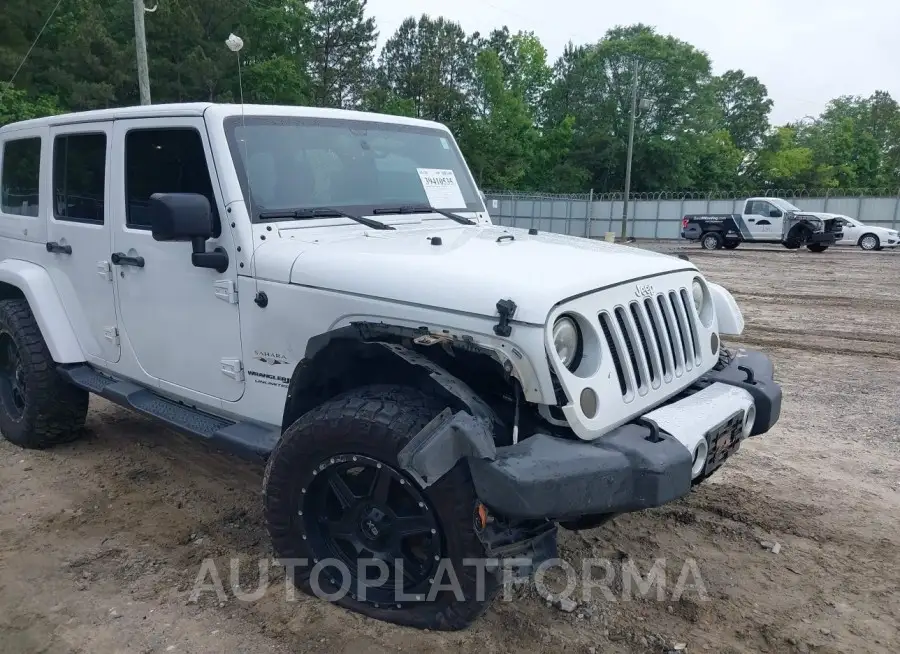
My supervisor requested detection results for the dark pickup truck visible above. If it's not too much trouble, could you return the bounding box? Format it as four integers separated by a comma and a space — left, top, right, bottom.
681, 197, 843, 252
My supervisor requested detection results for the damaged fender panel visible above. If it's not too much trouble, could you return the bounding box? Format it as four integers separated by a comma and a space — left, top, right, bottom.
283, 329, 507, 431
377, 342, 497, 424
398, 408, 496, 487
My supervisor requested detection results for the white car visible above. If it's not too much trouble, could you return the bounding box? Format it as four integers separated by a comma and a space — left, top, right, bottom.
829, 214, 899, 250
0, 103, 781, 630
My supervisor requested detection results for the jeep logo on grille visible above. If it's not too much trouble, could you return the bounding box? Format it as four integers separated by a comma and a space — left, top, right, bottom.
634, 283, 654, 298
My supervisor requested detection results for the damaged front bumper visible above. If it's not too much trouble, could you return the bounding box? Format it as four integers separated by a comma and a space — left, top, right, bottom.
400, 348, 781, 522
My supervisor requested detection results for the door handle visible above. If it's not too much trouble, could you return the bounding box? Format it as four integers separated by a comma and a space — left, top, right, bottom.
45, 241, 72, 254
111, 252, 145, 268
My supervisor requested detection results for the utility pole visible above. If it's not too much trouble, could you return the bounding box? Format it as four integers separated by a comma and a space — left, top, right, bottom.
133, 0, 151, 105
620, 58, 639, 240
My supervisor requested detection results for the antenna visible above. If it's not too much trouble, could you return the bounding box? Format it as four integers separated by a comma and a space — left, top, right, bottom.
225, 33, 250, 224
225, 33, 260, 294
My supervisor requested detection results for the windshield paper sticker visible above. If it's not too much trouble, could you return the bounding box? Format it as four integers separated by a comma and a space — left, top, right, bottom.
417, 168, 467, 209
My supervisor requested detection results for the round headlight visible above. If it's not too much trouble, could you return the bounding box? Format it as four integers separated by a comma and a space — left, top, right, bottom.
691, 279, 704, 313
553, 316, 582, 370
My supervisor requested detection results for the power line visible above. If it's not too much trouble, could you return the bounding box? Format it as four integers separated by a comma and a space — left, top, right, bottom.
7, 0, 66, 86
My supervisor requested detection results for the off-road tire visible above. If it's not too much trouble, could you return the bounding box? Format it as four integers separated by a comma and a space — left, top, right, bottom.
0, 299, 88, 448
807, 244, 829, 252
263, 384, 500, 631
858, 233, 880, 251
701, 232, 723, 250
723, 241, 740, 250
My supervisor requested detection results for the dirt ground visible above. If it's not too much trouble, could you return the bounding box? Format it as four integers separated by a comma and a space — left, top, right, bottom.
1, 245, 899, 654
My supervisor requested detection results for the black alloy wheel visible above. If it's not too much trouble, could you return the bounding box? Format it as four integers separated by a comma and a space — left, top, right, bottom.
301, 454, 442, 604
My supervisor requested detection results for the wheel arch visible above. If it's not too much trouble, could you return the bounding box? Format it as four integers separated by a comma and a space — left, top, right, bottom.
0, 260, 84, 363
281, 324, 505, 434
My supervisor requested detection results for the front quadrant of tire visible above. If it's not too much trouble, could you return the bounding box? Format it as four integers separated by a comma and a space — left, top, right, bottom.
263, 384, 501, 630
0, 298, 89, 448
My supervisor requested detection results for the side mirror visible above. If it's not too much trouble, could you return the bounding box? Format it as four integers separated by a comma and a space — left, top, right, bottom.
148, 192, 228, 273
149, 193, 214, 242
769, 209, 782, 218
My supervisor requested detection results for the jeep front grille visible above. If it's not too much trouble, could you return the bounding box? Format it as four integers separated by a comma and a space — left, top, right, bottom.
599, 289, 702, 400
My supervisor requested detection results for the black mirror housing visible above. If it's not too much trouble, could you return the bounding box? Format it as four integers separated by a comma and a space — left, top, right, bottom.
769, 209, 782, 218
150, 193, 214, 242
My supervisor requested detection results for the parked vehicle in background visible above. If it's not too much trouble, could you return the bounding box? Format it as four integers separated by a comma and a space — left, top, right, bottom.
828, 214, 899, 250
680, 197, 843, 252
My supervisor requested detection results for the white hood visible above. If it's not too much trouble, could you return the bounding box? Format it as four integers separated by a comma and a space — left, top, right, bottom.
252, 224, 695, 325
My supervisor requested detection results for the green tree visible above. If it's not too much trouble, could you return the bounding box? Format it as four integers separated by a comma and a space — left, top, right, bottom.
464, 49, 536, 188
376, 15, 478, 130
545, 24, 723, 192
712, 69, 773, 151
0, 83, 61, 127
308, 0, 378, 107
748, 126, 833, 189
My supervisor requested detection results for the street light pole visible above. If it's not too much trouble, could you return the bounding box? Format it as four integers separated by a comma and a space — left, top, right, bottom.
620, 58, 640, 240
133, 0, 151, 105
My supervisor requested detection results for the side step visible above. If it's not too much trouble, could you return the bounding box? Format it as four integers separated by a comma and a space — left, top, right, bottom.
59, 364, 280, 461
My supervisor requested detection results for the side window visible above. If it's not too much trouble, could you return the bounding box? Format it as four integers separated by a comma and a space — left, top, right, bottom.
1, 137, 42, 217
53, 133, 107, 223
125, 128, 219, 234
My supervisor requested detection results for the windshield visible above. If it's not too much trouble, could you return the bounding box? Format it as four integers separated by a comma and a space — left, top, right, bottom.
224, 116, 484, 221
770, 198, 801, 212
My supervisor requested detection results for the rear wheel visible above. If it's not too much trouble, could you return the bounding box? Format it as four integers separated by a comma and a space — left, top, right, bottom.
263, 384, 500, 631
701, 233, 723, 250
0, 299, 88, 448
807, 244, 829, 252
859, 233, 879, 251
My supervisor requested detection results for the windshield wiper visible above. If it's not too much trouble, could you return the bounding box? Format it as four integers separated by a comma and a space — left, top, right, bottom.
258, 207, 395, 230
372, 204, 476, 225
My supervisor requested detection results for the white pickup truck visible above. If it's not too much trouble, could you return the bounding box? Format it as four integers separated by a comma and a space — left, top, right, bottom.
681, 197, 844, 251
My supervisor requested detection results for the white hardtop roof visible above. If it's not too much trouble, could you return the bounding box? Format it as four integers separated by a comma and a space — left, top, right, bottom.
0, 102, 449, 134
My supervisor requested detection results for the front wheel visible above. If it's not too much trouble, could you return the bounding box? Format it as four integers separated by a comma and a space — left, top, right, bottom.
807, 244, 829, 252
701, 233, 723, 250
859, 234, 880, 251
263, 385, 500, 631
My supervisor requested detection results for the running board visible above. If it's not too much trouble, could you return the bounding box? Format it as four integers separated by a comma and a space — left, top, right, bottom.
58, 364, 280, 461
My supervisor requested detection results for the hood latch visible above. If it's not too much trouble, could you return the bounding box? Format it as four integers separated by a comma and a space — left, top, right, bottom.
493, 299, 517, 337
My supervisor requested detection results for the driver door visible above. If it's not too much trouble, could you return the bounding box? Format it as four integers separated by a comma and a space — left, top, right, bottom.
745, 200, 782, 241
109, 118, 244, 403
839, 218, 860, 245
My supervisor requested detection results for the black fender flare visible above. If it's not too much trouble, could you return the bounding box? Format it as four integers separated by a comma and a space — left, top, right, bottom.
281, 326, 500, 433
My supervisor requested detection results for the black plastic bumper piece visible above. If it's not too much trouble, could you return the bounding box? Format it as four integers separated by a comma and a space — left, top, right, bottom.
810, 231, 837, 244
469, 424, 692, 521
700, 348, 782, 436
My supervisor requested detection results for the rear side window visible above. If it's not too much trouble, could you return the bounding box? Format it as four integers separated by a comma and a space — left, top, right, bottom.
1, 137, 42, 217
125, 128, 218, 233
53, 133, 107, 223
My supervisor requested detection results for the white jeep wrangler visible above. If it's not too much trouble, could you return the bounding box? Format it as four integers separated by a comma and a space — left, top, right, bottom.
0, 103, 782, 629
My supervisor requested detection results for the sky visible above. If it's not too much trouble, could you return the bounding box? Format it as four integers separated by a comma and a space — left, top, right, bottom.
366, 0, 899, 125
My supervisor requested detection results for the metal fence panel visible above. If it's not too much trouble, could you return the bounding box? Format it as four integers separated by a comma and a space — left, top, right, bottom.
484, 190, 900, 240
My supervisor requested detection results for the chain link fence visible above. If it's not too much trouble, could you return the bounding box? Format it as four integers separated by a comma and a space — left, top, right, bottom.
483, 188, 900, 239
